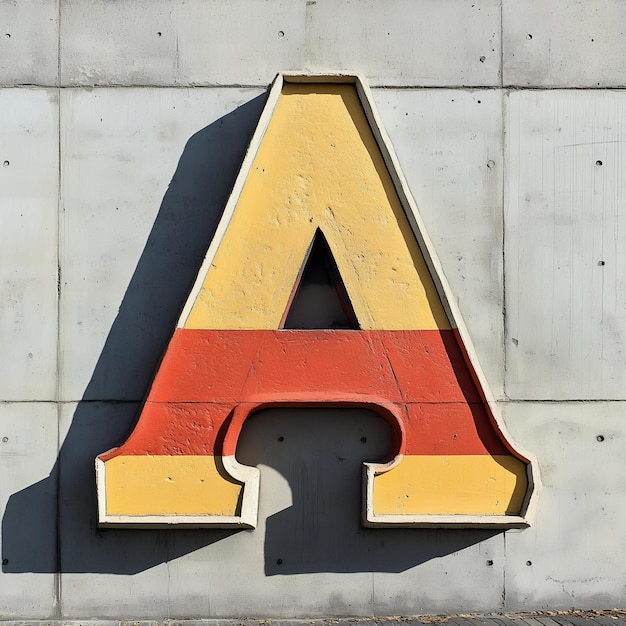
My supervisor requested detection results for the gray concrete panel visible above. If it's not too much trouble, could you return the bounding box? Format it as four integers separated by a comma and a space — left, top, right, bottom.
166, 408, 390, 617
375, 89, 505, 397
0, 0, 58, 86
304, 0, 501, 87
503, 0, 626, 88
502, 401, 626, 610
57, 402, 172, 618
372, 532, 505, 614
0, 89, 59, 401
0, 403, 58, 618
20, 404, 522, 617
59, 87, 264, 402
504, 90, 626, 400
167, 408, 505, 617
58, 0, 501, 88
60, 0, 305, 87
54, 406, 383, 616
4, 0, 626, 615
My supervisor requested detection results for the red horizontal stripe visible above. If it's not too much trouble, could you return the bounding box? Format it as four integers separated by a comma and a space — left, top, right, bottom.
149, 329, 480, 403
102, 329, 514, 458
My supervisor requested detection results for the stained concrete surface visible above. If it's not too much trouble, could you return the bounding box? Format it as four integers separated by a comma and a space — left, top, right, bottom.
503, 0, 626, 87
504, 90, 626, 400
0, 89, 59, 401
501, 402, 626, 610
0, 0, 58, 86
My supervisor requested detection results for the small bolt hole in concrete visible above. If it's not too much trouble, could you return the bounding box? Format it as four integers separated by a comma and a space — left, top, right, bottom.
526, 560, 532, 566
2, 437, 7, 443
4, 33, 10, 39
276, 559, 283, 565
277, 436, 285, 442
157, 31, 162, 37
360, 436, 367, 443
2, 559, 7, 566
487, 160, 495, 169
596, 160, 603, 166
598, 261, 605, 267
479, 56, 486, 63
597, 435, 605, 442
526, 33, 533, 40
486, 559, 494, 566
3, 161, 9, 167
278, 30, 284, 38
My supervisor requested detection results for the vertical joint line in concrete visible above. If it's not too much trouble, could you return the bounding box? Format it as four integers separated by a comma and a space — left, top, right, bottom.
54, 1, 61, 404
501, 88, 508, 399
370, 559, 375, 616
57, 0, 61, 89
498, 0, 509, 399
54, 0, 63, 615
502, 531, 507, 609
166, 557, 172, 619
499, 0, 504, 89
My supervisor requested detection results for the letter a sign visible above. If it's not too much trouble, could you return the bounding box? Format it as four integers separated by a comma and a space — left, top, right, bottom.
96, 74, 539, 529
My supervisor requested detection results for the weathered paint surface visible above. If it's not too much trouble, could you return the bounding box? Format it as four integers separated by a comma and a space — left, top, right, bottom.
104, 455, 242, 516
184, 83, 448, 331
96, 77, 534, 528
373, 455, 526, 515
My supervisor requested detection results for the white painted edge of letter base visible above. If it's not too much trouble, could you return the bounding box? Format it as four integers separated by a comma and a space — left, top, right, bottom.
96, 456, 260, 529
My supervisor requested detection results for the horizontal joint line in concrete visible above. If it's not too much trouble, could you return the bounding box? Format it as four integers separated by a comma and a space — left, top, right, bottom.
0, 83, 266, 89
1, 83, 626, 90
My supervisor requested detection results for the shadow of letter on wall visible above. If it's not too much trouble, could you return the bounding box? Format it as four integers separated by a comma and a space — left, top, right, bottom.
2, 94, 266, 574
3, 90, 502, 576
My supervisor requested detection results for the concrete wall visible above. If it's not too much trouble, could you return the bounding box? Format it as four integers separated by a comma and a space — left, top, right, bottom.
1, 0, 625, 618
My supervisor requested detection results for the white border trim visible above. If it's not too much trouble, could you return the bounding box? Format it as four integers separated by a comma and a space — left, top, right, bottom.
99, 72, 540, 529
178, 75, 285, 328
349, 73, 540, 527
96, 456, 260, 529
362, 460, 530, 529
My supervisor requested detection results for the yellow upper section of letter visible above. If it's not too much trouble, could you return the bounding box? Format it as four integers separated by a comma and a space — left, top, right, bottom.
184, 83, 449, 331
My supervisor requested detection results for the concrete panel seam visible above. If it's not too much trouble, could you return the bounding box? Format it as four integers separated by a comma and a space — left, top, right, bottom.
499, 0, 504, 89
501, 72, 508, 400
55, 0, 62, 600
3, 83, 626, 90
502, 530, 507, 609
